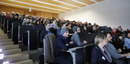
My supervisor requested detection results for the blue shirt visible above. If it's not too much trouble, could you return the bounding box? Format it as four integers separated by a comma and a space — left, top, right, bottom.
124, 38, 130, 49
50, 23, 57, 29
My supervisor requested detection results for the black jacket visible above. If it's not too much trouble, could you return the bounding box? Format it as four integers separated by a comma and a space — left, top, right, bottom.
91, 45, 112, 64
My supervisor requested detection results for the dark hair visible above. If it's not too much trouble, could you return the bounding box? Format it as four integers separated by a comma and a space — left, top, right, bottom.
103, 32, 111, 38
45, 22, 50, 26
126, 32, 130, 38
35, 20, 40, 25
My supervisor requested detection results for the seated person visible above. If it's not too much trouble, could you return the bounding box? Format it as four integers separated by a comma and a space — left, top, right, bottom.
115, 34, 126, 53
105, 32, 130, 64
55, 28, 76, 64
82, 25, 88, 34
91, 26, 99, 33
40, 23, 53, 43
124, 32, 130, 49
50, 20, 58, 29
66, 23, 73, 33
22, 18, 30, 25
91, 34, 114, 64
71, 26, 87, 46
111, 28, 117, 36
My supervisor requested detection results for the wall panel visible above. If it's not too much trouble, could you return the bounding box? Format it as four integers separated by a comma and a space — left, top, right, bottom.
0, 5, 58, 18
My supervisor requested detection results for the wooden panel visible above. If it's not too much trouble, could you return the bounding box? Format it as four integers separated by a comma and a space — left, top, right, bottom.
0, 0, 63, 13
39, 0, 78, 9
78, 0, 95, 5
17, 0, 71, 11
59, 0, 86, 7
0, 5, 58, 18
95, 0, 103, 2
0, 0, 104, 14
0, 5, 25, 15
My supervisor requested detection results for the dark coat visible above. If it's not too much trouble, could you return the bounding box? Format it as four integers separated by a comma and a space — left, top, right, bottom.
40, 29, 54, 43
55, 35, 76, 56
91, 45, 112, 64
55, 35, 76, 64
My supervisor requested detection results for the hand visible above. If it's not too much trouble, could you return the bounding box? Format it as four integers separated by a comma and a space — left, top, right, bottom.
127, 53, 130, 57
83, 40, 87, 44
66, 44, 69, 46
69, 41, 73, 44
117, 48, 122, 53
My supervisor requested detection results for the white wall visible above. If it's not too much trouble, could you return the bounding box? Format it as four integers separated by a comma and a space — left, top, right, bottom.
59, 0, 130, 30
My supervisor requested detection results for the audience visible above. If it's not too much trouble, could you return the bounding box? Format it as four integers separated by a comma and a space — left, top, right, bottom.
0, 11, 130, 64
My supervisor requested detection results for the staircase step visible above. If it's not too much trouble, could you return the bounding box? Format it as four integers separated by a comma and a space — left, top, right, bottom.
0, 39, 12, 42
0, 53, 29, 63
0, 49, 21, 55
0, 36, 8, 39
0, 45, 19, 50
0, 42, 13, 46
8, 59, 33, 64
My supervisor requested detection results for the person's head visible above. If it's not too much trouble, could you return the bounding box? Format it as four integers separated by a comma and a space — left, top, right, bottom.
126, 32, 130, 38
117, 34, 123, 40
105, 32, 112, 42
73, 26, 78, 33
53, 20, 57, 24
118, 27, 122, 31
95, 34, 108, 45
77, 27, 81, 33
35, 20, 40, 25
14, 14, 19, 19
93, 26, 97, 30
26, 18, 30, 22
83, 26, 87, 31
60, 28, 69, 38
45, 23, 50, 30
62, 24, 66, 28
112, 28, 117, 32
67, 23, 71, 27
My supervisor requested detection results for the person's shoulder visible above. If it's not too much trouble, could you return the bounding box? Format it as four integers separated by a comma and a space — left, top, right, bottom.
57, 35, 63, 40
124, 38, 129, 40
92, 45, 100, 53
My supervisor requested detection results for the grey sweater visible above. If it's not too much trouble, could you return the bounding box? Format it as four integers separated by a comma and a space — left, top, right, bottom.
105, 42, 121, 59
71, 33, 86, 46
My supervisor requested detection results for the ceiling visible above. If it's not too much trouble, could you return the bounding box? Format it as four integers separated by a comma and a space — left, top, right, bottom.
0, 0, 103, 13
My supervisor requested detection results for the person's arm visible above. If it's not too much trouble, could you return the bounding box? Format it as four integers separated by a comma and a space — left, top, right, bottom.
124, 38, 130, 48
91, 49, 98, 64
105, 43, 121, 59
39, 30, 45, 43
22, 21, 25, 25
72, 33, 86, 46
57, 38, 68, 50
121, 53, 128, 57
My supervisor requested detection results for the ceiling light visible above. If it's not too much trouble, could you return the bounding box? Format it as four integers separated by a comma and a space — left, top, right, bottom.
32, 0, 72, 10
3, 61, 9, 64
9, 0, 65, 12
0, 49, 3, 52
0, 54, 4, 60
53, 0, 80, 8
72, 0, 88, 5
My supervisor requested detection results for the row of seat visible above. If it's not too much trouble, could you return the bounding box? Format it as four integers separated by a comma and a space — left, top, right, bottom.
0, 15, 112, 64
